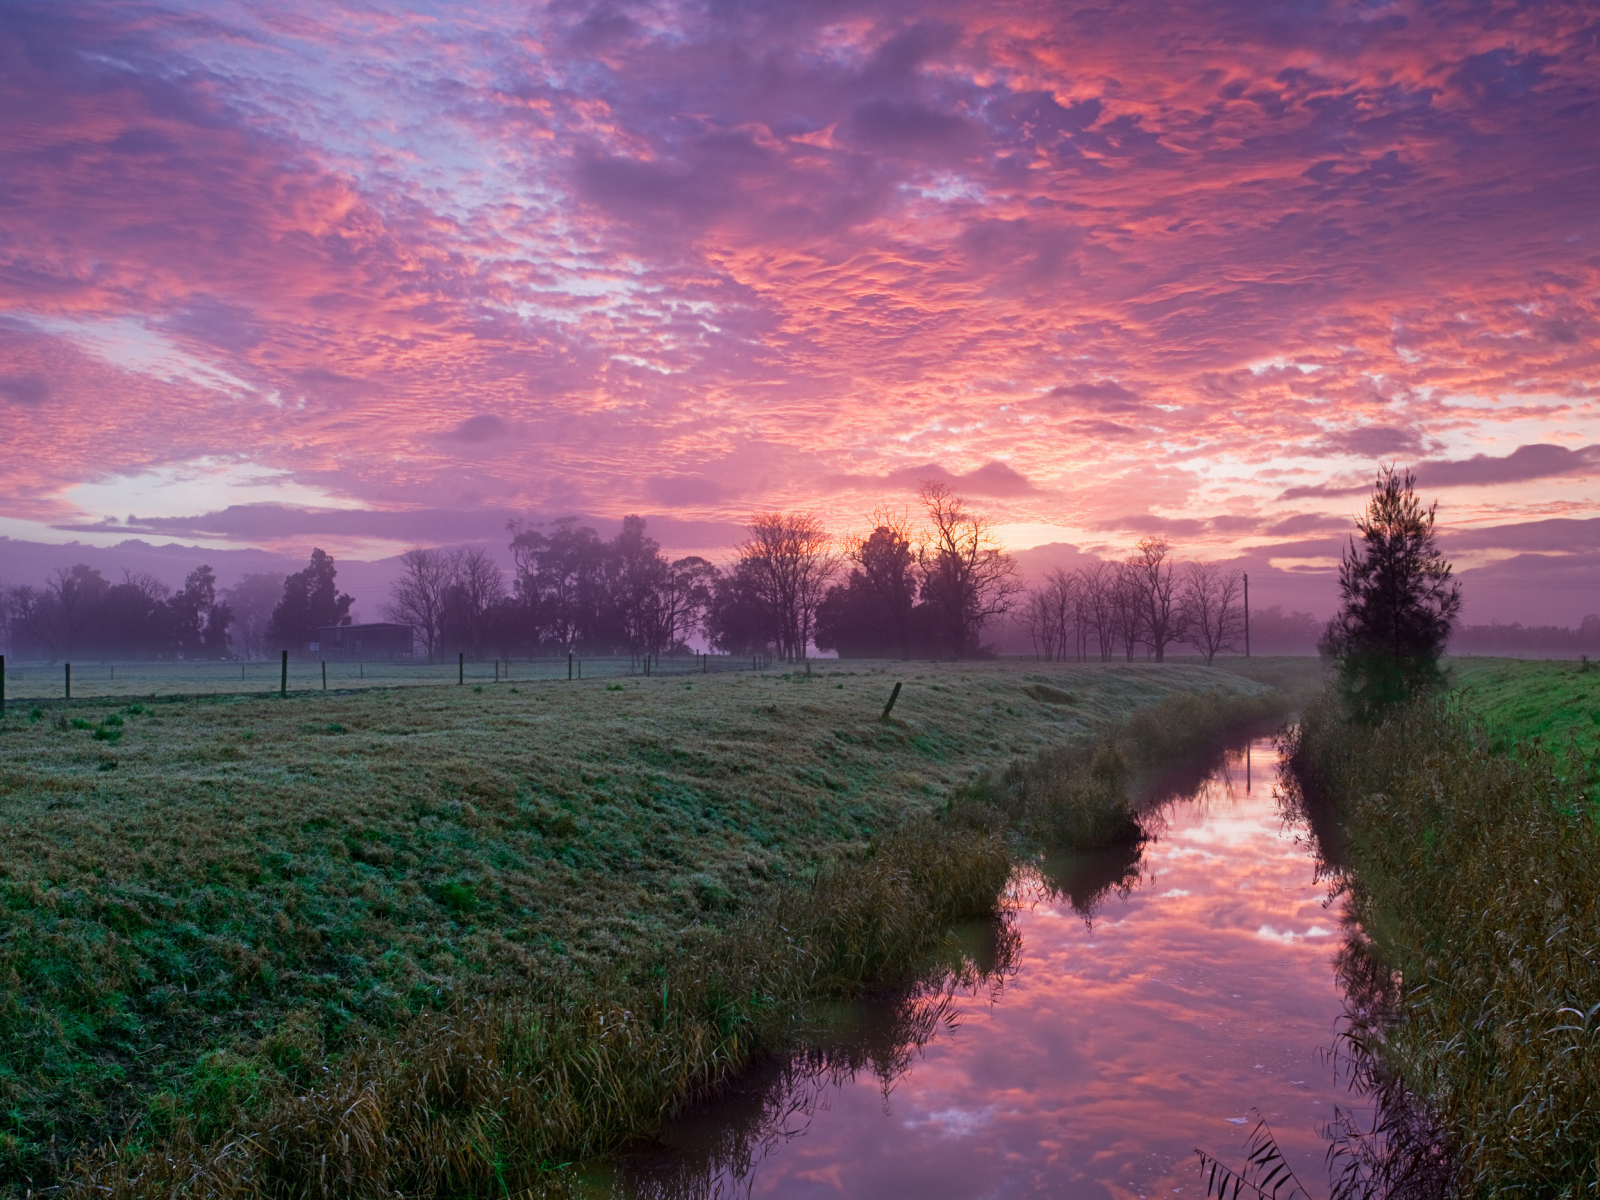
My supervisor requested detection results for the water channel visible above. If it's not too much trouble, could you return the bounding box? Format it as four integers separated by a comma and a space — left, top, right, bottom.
594, 736, 1363, 1200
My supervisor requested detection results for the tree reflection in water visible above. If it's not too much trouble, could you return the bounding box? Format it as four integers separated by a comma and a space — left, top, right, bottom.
595, 739, 1365, 1200
611, 846, 1150, 1200
1275, 740, 1453, 1200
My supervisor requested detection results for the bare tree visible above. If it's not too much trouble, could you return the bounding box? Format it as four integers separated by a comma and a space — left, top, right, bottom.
1021, 583, 1058, 662
917, 482, 1022, 657
844, 509, 920, 659
385, 548, 451, 662
1080, 561, 1118, 661
1180, 561, 1244, 665
1022, 568, 1081, 662
1112, 563, 1146, 660
1128, 537, 1183, 662
223, 572, 286, 660
738, 512, 839, 661
445, 546, 507, 657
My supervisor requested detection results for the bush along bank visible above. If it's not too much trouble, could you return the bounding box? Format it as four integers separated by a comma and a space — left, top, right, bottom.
52, 687, 1288, 1200
1284, 691, 1600, 1199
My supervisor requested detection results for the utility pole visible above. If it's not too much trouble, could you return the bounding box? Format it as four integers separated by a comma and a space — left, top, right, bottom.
1243, 572, 1251, 658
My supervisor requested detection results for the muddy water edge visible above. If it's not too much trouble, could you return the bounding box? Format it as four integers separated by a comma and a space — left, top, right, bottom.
582, 733, 1364, 1200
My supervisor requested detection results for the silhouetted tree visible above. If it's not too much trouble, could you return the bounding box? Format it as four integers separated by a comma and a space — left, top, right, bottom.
1179, 561, 1243, 665
735, 512, 838, 661
385, 549, 451, 662
917, 483, 1020, 657
1021, 568, 1080, 662
1323, 465, 1461, 717
1080, 562, 1119, 661
267, 548, 353, 653
509, 517, 609, 651
169, 565, 232, 659
441, 546, 506, 658
1111, 562, 1145, 660
639, 556, 716, 656
505, 517, 715, 657
1127, 537, 1182, 662
706, 558, 774, 657
843, 513, 920, 659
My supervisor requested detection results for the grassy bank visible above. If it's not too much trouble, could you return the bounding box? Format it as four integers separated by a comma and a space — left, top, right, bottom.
1285, 683, 1600, 1197
0, 660, 1300, 1197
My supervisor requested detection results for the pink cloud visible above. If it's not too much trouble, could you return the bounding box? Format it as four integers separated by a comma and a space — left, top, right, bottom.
0, 0, 1594, 592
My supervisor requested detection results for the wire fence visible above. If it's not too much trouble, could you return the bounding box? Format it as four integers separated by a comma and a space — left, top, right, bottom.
0, 652, 771, 703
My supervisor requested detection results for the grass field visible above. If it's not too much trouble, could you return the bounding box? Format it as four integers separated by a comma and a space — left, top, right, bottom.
1446, 656, 1600, 793
0, 657, 1315, 1196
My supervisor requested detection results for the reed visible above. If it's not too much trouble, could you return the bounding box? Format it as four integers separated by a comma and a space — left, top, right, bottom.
1284, 690, 1600, 1198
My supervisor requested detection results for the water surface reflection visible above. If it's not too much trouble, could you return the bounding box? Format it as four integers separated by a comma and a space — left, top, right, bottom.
607, 738, 1356, 1200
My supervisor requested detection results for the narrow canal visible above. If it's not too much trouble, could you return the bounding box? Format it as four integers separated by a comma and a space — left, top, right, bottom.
600, 736, 1362, 1200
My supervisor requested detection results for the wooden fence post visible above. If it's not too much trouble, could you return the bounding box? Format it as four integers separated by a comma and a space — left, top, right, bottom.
1, 653, 5, 716
322, 661, 327, 691
881, 681, 902, 720
459, 652, 464, 685
65, 662, 71, 700
280, 650, 288, 697
568, 652, 573, 681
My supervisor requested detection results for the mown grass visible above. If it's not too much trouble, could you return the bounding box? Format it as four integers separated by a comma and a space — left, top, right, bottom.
1285, 687, 1600, 1198
0, 660, 1303, 1197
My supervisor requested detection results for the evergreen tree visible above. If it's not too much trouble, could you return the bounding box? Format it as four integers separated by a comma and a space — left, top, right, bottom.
266, 548, 353, 653
1323, 465, 1462, 718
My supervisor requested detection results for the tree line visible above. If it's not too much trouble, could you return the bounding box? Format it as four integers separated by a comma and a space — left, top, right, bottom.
1016, 541, 1249, 665
382, 484, 1024, 661
8, 475, 1483, 667
0, 563, 234, 661
0, 550, 354, 663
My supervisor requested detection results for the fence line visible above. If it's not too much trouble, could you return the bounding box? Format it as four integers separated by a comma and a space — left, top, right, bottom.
0, 652, 781, 702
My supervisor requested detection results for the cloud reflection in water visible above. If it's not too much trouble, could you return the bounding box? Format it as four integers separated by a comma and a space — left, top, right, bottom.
613, 738, 1364, 1200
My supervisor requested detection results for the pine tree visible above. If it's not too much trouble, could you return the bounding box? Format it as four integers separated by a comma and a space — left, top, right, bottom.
1323, 465, 1462, 717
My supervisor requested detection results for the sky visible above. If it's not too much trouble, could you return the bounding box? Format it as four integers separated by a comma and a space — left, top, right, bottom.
2, 0, 1598, 621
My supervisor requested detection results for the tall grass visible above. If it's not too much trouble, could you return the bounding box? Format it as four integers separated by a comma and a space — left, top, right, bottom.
1283, 692, 1600, 1198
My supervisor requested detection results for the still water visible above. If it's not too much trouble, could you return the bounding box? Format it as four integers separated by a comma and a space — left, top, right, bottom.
605, 737, 1358, 1200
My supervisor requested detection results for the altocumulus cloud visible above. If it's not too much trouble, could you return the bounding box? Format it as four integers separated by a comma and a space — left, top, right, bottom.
0, 0, 1594, 558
